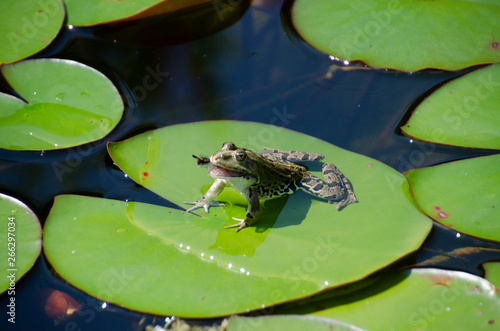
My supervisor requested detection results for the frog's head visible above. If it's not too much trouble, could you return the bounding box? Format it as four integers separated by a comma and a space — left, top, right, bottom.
207, 142, 259, 179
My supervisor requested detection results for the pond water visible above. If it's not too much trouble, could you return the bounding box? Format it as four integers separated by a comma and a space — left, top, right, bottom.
1, 1, 499, 330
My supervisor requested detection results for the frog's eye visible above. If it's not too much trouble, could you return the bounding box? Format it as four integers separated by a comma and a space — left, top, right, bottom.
235, 150, 246, 161
222, 142, 237, 151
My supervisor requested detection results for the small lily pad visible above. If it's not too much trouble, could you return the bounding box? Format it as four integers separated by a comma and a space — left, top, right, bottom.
0, 58, 123, 150
227, 315, 366, 331
405, 154, 500, 242
402, 64, 500, 149
0, 0, 65, 64
65, 0, 216, 26
0, 193, 42, 293
280, 268, 500, 330
292, 0, 500, 71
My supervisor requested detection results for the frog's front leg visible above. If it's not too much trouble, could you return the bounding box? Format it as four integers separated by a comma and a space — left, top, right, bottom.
184, 178, 226, 213
300, 163, 358, 210
224, 187, 260, 232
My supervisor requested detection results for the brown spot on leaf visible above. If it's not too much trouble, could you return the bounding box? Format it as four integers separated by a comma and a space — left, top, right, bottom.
367, 163, 373, 168
145, 161, 149, 165
433, 206, 449, 218
437, 211, 448, 219
492, 41, 499, 50
488, 319, 495, 325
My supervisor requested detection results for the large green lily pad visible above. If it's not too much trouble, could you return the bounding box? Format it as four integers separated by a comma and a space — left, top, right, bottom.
38, 120, 428, 316
292, 0, 500, 71
227, 315, 366, 331
0, 193, 42, 293
405, 154, 500, 242
0, 0, 65, 64
0, 58, 123, 150
44, 121, 431, 317
65, 0, 215, 26
280, 268, 500, 330
402, 64, 500, 149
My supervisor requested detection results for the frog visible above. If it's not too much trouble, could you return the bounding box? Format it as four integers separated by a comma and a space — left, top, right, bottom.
184, 142, 357, 232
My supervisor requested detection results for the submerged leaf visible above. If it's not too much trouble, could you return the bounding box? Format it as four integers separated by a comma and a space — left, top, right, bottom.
405, 155, 500, 242
0, 193, 42, 293
402, 64, 500, 149
0, 58, 123, 150
292, 0, 500, 71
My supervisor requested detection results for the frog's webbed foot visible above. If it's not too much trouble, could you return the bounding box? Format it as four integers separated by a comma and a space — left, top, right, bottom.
333, 191, 357, 211
224, 213, 258, 233
224, 217, 248, 232
184, 200, 224, 214
323, 162, 358, 210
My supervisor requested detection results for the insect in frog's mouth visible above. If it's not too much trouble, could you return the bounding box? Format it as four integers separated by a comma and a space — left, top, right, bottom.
208, 164, 245, 178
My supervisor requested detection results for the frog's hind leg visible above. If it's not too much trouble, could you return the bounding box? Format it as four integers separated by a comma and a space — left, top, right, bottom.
323, 163, 358, 210
300, 163, 358, 210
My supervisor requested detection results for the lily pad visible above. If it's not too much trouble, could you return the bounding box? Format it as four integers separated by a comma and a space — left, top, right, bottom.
65, 0, 216, 26
0, 0, 65, 64
402, 64, 500, 149
291, 0, 500, 71
227, 315, 366, 331
484, 262, 500, 289
0, 193, 42, 293
405, 154, 500, 242
280, 268, 500, 330
32, 120, 431, 317
44, 121, 431, 317
0, 58, 123, 150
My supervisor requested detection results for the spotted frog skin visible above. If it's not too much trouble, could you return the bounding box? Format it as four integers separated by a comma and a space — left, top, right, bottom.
184, 142, 357, 232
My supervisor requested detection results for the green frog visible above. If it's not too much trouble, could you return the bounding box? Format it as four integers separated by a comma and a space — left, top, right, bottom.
184, 142, 357, 232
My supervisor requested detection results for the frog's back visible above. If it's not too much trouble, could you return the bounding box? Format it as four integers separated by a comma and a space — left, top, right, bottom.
251, 153, 308, 199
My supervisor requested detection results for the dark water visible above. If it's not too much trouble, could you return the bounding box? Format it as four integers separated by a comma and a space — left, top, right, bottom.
1, 1, 499, 330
